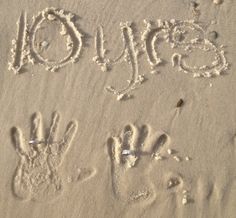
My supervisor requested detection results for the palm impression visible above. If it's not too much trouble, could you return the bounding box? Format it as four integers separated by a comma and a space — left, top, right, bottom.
11, 111, 77, 201
107, 124, 172, 204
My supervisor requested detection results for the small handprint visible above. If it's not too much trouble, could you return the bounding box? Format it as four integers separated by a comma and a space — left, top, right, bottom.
11, 112, 78, 201
106, 123, 194, 207
107, 124, 172, 204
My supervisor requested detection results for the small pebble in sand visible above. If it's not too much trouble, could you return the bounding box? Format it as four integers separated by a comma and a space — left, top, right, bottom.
208, 31, 218, 41
150, 70, 159, 74
167, 178, 180, 189
185, 156, 191, 161
182, 195, 189, 205
213, 0, 223, 5
153, 153, 164, 161
47, 13, 56, 21
167, 149, 173, 155
190, 1, 199, 9
173, 155, 181, 162
101, 64, 108, 72
190, 1, 200, 17
176, 99, 184, 108
117, 94, 126, 101
209, 83, 213, 87
40, 40, 49, 48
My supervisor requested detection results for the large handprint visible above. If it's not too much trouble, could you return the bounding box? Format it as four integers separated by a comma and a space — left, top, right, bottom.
11, 112, 77, 202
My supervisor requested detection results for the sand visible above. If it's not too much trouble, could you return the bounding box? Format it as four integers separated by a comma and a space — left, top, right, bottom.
0, 0, 236, 217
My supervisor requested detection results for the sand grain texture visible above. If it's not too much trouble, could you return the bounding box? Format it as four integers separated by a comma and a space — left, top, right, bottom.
0, 0, 236, 217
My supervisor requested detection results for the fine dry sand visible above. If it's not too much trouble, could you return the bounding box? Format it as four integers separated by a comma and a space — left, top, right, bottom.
0, 0, 236, 217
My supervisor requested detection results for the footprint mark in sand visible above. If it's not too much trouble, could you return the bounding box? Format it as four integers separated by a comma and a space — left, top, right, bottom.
9, 8, 83, 73
107, 124, 175, 204
11, 112, 93, 202
94, 23, 144, 101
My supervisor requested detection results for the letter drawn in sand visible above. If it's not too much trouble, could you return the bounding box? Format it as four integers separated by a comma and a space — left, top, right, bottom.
8, 12, 28, 73
10, 112, 94, 202
9, 8, 83, 74
141, 19, 168, 74
142, 19, 229, 78
168, 20, 229, 78
93, 23, 144, 101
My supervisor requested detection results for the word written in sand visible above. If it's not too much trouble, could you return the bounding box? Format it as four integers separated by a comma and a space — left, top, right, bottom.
11, 112, 81, 202
94, 19, 229, 100
9, 8, 229, 101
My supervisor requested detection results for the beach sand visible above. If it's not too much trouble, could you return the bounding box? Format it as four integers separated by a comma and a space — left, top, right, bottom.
0, 0, 236, 217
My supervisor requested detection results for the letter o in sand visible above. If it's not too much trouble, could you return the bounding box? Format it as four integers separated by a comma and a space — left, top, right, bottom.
28, 7, 83, 72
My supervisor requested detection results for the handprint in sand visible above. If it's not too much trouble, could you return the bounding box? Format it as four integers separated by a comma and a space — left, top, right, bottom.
10, 112, 78, 202
107, 124, 173, 204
